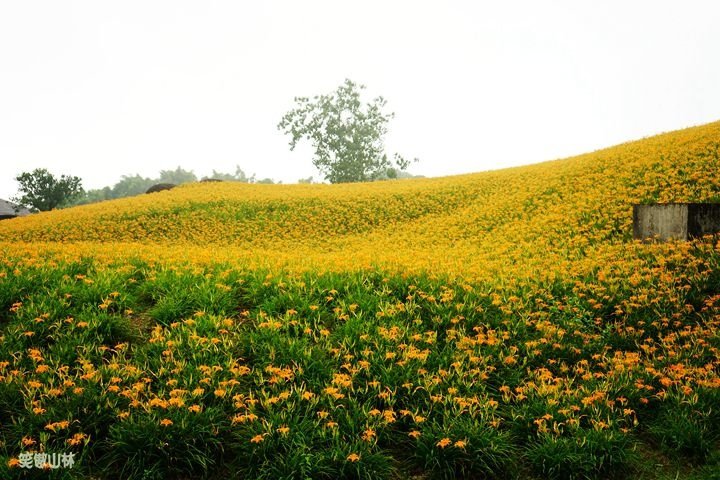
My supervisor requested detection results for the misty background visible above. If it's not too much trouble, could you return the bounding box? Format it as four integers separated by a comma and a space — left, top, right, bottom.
1, 0, 719, 198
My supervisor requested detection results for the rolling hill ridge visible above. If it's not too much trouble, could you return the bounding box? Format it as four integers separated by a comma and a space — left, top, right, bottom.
1, 121, 719, 280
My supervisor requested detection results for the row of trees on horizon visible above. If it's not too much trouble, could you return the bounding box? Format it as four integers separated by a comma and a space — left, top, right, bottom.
7, 166, 289, 213
9, 165, 421, 213
77, 166, 284, 206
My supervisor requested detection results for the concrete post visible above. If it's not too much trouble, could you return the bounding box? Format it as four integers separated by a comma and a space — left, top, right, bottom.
633, 203, 720, 241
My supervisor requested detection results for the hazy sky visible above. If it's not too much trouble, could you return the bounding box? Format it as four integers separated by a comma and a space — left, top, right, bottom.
1, 1, 719, 198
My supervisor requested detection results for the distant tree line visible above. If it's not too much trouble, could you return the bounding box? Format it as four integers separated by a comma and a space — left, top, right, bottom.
74, 166, 278, 206
11, 162, 422, 213
9, 166, 281, 212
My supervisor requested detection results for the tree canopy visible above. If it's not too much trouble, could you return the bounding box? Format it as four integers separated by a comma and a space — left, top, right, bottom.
204, 166, 254, 183
13, 168, 83, 212
278, 79, 412, 183
158, 167, 197, 185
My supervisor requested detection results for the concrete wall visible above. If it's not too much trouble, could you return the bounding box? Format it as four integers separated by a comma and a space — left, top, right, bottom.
688, 203, 720, 237
633, 203, 720, 241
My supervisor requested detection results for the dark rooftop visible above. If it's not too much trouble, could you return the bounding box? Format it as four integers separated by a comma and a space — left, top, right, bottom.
0, 199, 31, 217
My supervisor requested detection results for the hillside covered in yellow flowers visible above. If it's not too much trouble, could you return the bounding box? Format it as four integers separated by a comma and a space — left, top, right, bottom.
1, 121, 719, 479
2, 121, 720, 282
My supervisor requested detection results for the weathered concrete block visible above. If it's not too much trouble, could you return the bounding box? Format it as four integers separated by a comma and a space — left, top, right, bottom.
633, 203, 720, 241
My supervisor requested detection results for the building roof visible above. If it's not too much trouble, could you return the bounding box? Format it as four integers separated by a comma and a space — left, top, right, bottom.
0, 198, 31, 217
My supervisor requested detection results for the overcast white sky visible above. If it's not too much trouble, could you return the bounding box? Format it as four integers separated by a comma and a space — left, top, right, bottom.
1, 1, 719, 197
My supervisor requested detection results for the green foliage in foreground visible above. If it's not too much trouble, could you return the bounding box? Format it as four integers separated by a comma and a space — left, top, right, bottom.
0, 244, 719, 479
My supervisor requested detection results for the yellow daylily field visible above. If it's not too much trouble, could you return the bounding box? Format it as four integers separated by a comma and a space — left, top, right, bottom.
0, 121, 719, 479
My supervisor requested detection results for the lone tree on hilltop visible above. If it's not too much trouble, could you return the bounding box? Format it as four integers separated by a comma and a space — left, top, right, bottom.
278, 79, 413, 183
13, 168, 83, 212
